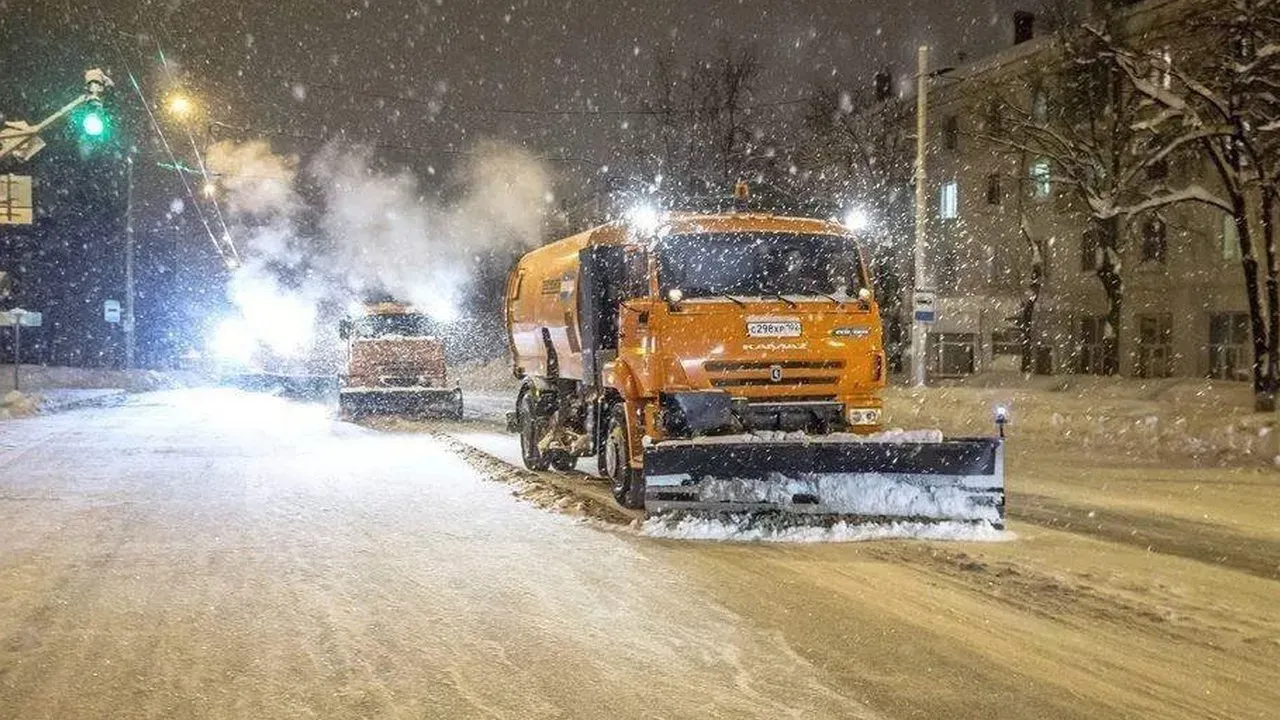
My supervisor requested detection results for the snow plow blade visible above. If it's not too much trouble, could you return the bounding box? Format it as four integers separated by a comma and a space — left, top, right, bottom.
339, 387, 464, 420
642, 437, 1004, 528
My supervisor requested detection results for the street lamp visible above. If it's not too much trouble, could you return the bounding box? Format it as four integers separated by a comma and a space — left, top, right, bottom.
843, 208, 870, 232
166, 93, 194, 119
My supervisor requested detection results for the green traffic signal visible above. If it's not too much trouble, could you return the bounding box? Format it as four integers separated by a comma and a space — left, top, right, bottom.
81, 109, 106, 138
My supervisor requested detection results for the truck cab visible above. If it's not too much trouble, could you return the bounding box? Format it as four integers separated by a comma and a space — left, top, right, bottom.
339, 302, 463, 419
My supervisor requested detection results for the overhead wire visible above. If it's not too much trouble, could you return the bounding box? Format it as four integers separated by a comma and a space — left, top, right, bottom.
90, 1, 234, 265
153, 30, 240, 262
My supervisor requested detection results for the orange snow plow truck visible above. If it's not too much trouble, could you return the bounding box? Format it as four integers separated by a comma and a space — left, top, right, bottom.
504, 193, 1005, 526
339, 301, 463, 420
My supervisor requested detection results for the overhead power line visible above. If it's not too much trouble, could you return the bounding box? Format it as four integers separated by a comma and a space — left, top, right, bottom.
91, 1, 237, 264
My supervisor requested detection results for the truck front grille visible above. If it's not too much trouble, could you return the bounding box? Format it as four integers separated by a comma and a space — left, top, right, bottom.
710, 376, 839, 387
705, 359, 844, 389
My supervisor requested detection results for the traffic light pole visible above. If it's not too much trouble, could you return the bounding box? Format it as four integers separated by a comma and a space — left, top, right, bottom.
124, 154, 136, 370
912, 46, 930, 387
11, 320, 20, 392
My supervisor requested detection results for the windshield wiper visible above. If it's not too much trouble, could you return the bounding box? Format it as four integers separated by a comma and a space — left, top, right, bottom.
720, 294, 747, 307
767, 293, 798, 308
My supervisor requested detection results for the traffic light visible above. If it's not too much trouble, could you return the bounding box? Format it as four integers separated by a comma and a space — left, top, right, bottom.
78, 71, 113, 142
75, 97, 111, 141
81, 107, 107, 138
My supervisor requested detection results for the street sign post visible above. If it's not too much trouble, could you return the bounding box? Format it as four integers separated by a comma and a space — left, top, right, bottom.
1, 308, 42, 392
913, 289, 937, 324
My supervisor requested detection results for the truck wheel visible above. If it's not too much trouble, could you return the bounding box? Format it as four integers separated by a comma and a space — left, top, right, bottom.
519, 393, 551, 471
605, 405, 645, 509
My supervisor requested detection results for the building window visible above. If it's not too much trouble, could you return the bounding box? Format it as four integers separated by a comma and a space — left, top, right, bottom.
1221, 213, 1239, 260
992, 329, 1022, 356
931, 333, 977, 377
986, 173, 1002, 205
1030, 158, 1051, 199
1209, 312, 1250, 381
1141, 216, 1167, 264
1077, 316, 1108, 375
939, 180, 959, 219
1137, 313, 1174, 378
942, 114, 959, 150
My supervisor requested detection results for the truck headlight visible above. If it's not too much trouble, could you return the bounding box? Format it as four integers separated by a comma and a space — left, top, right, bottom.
847, 408, 881, 426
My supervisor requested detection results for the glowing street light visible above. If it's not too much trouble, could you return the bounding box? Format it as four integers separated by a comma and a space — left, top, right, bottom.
843, 208, 869, 232
166, 93, 195, 119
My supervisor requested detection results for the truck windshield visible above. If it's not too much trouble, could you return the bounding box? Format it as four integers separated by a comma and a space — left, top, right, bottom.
657, 232, 865, 299
352, 314, 437, 338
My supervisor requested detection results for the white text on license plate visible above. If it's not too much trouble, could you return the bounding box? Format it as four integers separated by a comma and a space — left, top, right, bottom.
747, 320, 802, 337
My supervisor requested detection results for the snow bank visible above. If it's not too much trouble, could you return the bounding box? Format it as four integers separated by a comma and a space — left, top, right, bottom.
886, 376, 1277, 467
0, 365, 196, 393
1, 390, 38, 419
642, 515, 1010, 543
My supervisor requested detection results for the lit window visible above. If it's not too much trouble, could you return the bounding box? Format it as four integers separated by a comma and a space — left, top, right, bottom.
1030, 159, 1051, 199
939, 180, 959, 219
1221, 213, 1239, 260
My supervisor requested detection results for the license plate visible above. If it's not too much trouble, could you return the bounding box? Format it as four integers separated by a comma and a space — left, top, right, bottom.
746, 320, 802, 337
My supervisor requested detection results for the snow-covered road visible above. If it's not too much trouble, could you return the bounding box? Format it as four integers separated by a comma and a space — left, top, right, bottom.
1, 389, 1277, 719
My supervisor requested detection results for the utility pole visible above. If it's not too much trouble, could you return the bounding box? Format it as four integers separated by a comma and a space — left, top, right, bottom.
124, 154, 136, 369
912, 45, 930, 387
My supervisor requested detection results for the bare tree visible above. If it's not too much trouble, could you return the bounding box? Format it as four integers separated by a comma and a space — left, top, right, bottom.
1106, 0, 1280, 410
627, 44, 784, 199
798, 82, 915, 367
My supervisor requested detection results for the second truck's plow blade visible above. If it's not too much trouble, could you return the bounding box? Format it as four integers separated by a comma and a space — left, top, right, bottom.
339, 388, 464, 419
642, 438, 1004, 527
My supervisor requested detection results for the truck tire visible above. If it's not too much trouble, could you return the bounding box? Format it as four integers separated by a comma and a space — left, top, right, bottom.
605, 405, 645, 509
519, 392, 551, 471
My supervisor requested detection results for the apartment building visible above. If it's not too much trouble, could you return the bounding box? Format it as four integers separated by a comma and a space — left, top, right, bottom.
906, 0, 1253, 380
